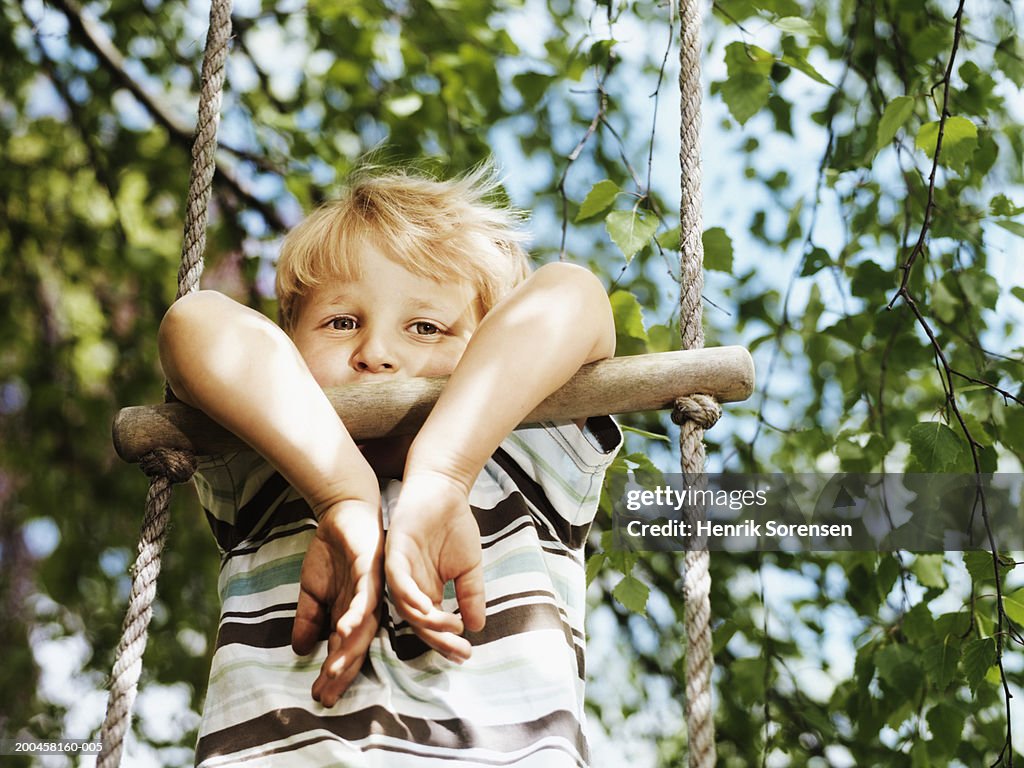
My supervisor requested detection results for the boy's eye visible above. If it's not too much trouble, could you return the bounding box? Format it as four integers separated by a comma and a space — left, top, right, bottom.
412, 321, 440, 336
329, 316, 357, 331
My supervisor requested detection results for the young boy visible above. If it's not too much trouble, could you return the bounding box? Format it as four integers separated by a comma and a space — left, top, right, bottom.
158, 166, 621, 766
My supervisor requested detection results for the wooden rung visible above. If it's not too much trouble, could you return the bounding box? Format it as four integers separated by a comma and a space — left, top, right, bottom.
111, 346, 755, 464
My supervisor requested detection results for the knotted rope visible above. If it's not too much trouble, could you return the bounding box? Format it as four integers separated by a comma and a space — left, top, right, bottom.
678, 0, 718, 765
98, 1, 232, 764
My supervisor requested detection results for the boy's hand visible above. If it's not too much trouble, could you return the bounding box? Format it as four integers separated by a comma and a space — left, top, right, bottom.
292, 500, 383, 707
384, 471, 486, 662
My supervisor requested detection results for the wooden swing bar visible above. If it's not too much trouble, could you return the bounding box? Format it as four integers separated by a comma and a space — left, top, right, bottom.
112, 346, 755, 463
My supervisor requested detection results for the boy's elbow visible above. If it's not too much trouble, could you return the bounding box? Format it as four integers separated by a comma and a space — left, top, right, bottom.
160, 292, 223, 357
532, 263, 616, 362
158, 291, 238, 405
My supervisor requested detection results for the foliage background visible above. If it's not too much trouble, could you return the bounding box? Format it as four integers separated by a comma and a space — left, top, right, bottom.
1, 0, 1023, 765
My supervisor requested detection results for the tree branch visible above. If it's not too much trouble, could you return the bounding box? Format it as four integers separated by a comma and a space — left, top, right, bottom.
47, 0, 289, 233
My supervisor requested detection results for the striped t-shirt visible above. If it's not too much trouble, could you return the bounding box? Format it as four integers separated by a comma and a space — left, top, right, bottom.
191, 417, 621, 767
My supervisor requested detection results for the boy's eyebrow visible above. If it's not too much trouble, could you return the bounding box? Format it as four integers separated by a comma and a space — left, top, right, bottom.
317, 294, 468, 316
403, 298, 451, 314
319, 292, 354, 307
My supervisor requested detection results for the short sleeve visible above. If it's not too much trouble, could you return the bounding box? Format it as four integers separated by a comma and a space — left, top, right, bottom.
484, 415, 622, 548
193, 450, 277, 524
193, 450, 295, 552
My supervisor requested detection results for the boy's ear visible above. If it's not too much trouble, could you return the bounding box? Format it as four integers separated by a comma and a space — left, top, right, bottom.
277, 300, 296, 333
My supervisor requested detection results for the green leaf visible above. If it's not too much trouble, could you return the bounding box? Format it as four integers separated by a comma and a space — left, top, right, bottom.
931, 279, 959, 324
1003, 587, 1024, 625
800, 246, 831, 276
908, 422, 964, 472
624, 451, 665, 488
990, 194, 1024, 217
986, 665, 1003, 686
976, 604, 996, 638
911, 554, 947, 589
1011, 287, 1024, 304
585, 552, 606, 585
961, 637, 996, 692
902, 602, 936, 644
959, 413, 991, 444
934, 612, 970, 639
875, 95, 916, 151
995, 219, 1024, 238
773, 17, 818, 36
605, 209, 658, 262
609, 289, 649, 353
712, 619, 739, 655
876, 643, 921, 693
576, 180, 620, 222
995, 35, 1024, 86
927, 702, 965, 754
850, 260, 891, 298
1003, 408, 1024, 455
914, 117, 978, 173
957, 268, 1000, 311
730, 657, 767, 703
588, 38, 616, 67
612, 574, 649, 615
512, 71, 555, 105
655, 226, 680, 251
921, 636, 960, 690
963, 551, 1014, 585
720, 42, 773, 125
703, 227, 734, 272
779, 52, 831, 86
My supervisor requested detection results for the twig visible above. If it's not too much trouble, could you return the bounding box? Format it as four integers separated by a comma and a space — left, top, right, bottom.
886, 1, 966, 310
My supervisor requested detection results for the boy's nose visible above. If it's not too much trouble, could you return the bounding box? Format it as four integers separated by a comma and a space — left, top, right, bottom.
350, 335, 397, 374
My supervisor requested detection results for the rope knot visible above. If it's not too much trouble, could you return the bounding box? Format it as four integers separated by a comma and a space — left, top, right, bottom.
671, 394, 721, 430
139, 448, 197, 484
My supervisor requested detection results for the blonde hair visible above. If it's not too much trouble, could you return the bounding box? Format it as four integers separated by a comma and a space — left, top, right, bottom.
275, 164, 532, 331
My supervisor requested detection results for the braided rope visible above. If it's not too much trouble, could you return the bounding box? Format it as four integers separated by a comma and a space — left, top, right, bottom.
177, 0, 233, 300
678, 0, 717, 766
98, 2, 232, 764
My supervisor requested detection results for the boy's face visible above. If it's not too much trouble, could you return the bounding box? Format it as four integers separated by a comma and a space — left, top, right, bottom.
289, 242, 480, 389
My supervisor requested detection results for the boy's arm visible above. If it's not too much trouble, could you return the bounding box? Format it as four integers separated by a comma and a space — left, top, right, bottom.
159, 290, 381, 706
384, 263, 615, 660
159, 291, 379, 512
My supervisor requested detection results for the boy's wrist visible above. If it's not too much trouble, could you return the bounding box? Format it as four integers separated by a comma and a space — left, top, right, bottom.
316, 498, 383, 547
306, 452, 381, 521
403, 443, 478, 499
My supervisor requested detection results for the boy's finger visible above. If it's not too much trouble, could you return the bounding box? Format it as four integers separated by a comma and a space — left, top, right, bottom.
390, 585, 464, 634
454, 565, 487, 633
313, 614, 378, 707
414, 625, 473, 663
334, 587, 373, 634
313, 653, 362, 707
385, 554, 464, 632
333, 596, 380, 658
292, 587, 326, 655
385, 560, 436, 617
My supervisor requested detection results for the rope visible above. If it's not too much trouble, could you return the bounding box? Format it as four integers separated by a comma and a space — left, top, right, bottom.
98, 1, 232, 764
178, 0, 233, 300
97, 452, 197, 767
678, 0, 717, 766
